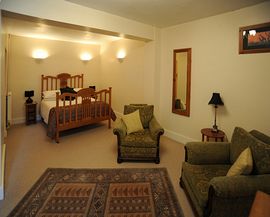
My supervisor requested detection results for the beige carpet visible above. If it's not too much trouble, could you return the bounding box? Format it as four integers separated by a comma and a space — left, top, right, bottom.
0, 121, 195, 217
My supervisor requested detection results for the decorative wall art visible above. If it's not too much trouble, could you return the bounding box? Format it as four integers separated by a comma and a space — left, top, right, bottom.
239, 22, 270, 54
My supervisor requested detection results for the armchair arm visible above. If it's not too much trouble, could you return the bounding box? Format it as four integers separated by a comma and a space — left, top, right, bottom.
113, 118, 127, 139
185, 142, 230, 164
209, 175, 270, 198
149, 116, 164, 140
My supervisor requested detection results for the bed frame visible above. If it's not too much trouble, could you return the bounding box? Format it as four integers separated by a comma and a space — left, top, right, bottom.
41, 73, 112, 143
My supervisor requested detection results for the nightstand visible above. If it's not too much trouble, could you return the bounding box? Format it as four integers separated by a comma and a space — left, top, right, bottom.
25, 102, 37, 125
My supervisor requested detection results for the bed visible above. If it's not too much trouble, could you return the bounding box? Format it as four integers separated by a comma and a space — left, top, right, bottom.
41, 73, 116, 143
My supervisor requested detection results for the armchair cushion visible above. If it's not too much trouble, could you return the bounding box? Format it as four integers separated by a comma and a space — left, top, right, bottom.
124, 104, 153, 128
226, 147, 253, 176
122, 110, 143, 134
122, 129, 157, 148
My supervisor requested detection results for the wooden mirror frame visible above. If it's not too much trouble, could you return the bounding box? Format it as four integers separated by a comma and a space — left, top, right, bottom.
172, 48, 191, 117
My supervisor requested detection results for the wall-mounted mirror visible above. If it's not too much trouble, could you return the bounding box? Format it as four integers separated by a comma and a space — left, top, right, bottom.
172, 48, 191, 116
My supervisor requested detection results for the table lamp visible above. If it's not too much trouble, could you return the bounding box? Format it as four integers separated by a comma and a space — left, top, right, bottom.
208, 92, 224, 132
25, 90, 34, 104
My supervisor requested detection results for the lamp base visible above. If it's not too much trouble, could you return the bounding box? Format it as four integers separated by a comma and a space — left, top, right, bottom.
212, 125, 219, 133
26, 97, 33, 104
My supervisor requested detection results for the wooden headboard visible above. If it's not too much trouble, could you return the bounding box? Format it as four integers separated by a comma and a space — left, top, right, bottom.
41, 73, 84, 92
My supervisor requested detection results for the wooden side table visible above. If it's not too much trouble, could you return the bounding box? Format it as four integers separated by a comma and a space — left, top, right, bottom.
201, 128, 225, 142
25, 102, 37, 125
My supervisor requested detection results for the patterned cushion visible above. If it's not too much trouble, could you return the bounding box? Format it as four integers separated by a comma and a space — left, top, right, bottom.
182, 162, 230, 208
250, 130, 270, 145
231, 127, 270, 174
124, 105, 154, 128
250, 141, 270, 174
230, 127, 255, 163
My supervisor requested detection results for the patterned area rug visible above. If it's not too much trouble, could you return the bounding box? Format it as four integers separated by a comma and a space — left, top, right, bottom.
8, 168, 184, 217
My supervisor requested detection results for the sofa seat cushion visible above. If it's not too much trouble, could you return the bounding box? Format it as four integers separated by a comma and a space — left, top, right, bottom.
182, 162, 231, 208
122, 129, 157, 148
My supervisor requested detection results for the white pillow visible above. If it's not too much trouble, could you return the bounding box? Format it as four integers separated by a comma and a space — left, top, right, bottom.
122, 110, 144, 134
226, 147, 253, 176
42, 90, 60, 100
74, 88, 82, 92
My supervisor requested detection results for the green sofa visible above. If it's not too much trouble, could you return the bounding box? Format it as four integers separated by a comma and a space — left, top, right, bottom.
180, 127, 270, 217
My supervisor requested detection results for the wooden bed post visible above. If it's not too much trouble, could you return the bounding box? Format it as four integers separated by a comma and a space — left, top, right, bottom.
108, 87, 112, 129
41, 75, 44, 98
55, 92, 60, 143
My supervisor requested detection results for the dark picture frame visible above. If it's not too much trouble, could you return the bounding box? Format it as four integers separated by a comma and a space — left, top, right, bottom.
239, 22, 270, 54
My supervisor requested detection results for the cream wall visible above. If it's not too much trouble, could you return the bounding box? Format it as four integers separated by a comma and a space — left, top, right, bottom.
160, 1, 270, 142
99, 37, 160, 115
8, 35, 101, 123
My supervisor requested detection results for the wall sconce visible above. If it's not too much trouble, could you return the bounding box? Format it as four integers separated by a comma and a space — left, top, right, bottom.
32, 49, 48, 59
117, 50, 126, 62
80, 52, 92, 61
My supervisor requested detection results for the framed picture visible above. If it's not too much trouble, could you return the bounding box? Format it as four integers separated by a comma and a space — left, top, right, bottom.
239, 22, 270, 54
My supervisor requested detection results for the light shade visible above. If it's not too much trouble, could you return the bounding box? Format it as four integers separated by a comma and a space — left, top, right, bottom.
32, 49, 48, 59
80, 52, 92, 61
117, 50, 126, 59
25, 90, 34, 97
208, 93, 224, 106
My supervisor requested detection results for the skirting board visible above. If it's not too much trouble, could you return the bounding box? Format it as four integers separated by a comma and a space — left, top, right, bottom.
0, 144, 6, 200
164, 129, 196, 144
11, 115, 42, 125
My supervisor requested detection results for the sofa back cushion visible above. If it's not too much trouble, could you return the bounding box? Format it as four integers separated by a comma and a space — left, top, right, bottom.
250, 130, 270, 145
124, 105, 154, 128
230, 127, 253, 164
231, 127, 270, 174
250, 139, 270, 174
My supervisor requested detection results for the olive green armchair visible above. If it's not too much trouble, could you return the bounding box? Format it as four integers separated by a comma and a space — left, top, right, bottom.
113, 104, 164, 164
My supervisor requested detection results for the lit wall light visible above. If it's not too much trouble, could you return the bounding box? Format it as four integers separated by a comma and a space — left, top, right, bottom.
32, 49, 48, 59
117, 50, 126, 62
80, 52, 92, 61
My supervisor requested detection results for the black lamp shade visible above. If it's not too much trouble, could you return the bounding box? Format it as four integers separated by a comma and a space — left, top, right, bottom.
25, 90, 34, 97
89, 86, 96, 91
208, 93, 224, 106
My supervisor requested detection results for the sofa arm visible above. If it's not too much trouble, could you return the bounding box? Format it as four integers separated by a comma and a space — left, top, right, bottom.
149, 116, 164, 140
185, 142, 230, 164
113, 118, 127, 139
209, 175, 270, 198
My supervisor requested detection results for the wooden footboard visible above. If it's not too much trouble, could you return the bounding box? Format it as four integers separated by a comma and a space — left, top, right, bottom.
41, 73, 115, 143
54, 87, 113, 143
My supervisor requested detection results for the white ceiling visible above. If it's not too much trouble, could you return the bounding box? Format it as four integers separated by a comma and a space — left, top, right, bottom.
2, 0, 268, 45
3, 16, 120, 45
66, 0, 268, 28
